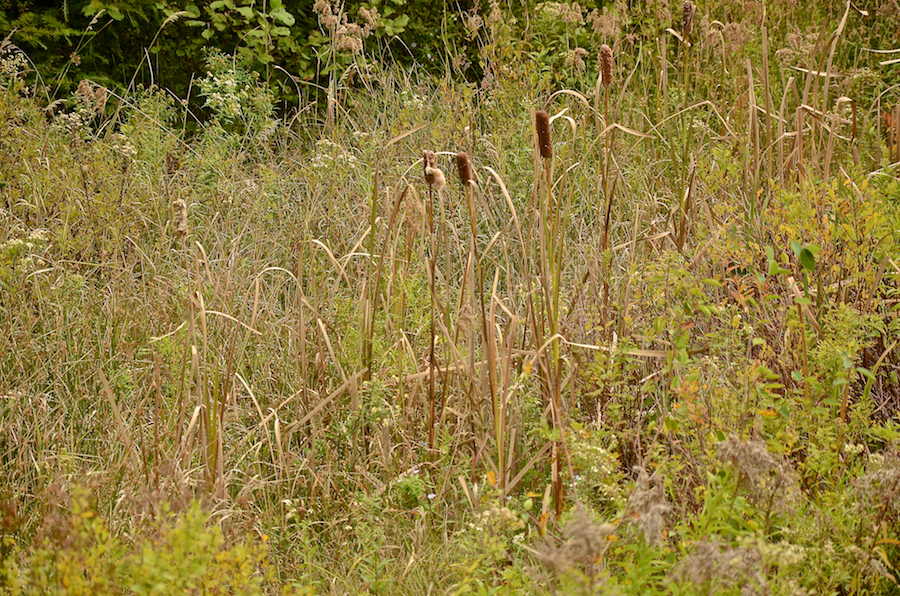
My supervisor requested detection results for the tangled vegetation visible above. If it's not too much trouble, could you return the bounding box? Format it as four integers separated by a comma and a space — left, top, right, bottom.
3, 0, 900, 593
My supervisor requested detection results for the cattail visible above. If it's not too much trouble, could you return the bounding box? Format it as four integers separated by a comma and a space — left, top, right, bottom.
456, 151, 473, 185
172, 198, 188, 238
423, 150, 436, 184
429, 167, 446, 190
423, 150, 446, 190
682, 1, 695, 40
599, 44, 614, 88
535, 110, 552, 159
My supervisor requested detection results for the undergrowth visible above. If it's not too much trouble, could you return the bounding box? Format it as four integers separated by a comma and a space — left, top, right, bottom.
3, 1, 900, 594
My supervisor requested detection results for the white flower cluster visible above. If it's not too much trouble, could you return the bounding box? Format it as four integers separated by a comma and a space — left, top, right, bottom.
739, 535, 806, 567
401, 92, 425, 110
0, 52, 27, 83
110, 133, 137, 158
476, 504, 524, 533
308, 137, 359, 170
1, 229, 49, 279
200, 73, 249, 122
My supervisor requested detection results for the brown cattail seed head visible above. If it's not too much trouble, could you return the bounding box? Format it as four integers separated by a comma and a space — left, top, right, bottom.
423, 150, 437, 185
535, 110, 552, 159
599, 44, 614, 88
682, 1, 695, 40
456, 152, 473, 185
172, 198, 188, 238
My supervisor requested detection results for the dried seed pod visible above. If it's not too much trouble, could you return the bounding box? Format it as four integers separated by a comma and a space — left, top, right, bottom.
172, 198, 188, 238
423, 150, 437, 185
682, 1, 695, 40
535, 110, 552, 159
599, 44, 614, 88
456, 151, 473, 185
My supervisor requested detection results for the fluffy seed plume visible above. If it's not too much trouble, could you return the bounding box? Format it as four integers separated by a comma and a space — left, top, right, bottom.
423, 150, 436, 184
172, 198, 188, 238
456, 152, 473, 185
535, 110, 552, 159
423, 150, 446, 190
599, 44, 614, 87
682, 1, 695, 40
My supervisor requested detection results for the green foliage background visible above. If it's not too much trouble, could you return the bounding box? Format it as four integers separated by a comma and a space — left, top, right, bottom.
0, 0, 466, 100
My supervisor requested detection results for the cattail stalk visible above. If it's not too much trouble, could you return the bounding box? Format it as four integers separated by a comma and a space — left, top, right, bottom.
679, 2, 695, 250
424, 150, 443, 456
458, 152, 501, 487
599, 44, 616, 338
534, 108, 564, 514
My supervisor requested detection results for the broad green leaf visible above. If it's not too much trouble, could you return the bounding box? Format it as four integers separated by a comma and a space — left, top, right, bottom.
270, 7, 295, 25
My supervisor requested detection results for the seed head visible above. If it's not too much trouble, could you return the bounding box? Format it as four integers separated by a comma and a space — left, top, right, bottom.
456, 152, 473, 185
172, 198, 188, 238
599, 44, 614, 88
423, 150, 445, 190
682, 1, 695, 40
423, 150, 436, 184
535, 110, 552, 160
428, 167, 446, 190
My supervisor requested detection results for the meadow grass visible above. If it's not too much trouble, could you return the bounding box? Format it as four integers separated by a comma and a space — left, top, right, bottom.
3, 1, 900, 593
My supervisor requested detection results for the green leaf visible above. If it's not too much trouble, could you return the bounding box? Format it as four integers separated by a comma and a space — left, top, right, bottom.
201, 27, 215, 38
270, 7, 295, 25
766, 246, 790, 276
236, 6, 254, 18
800, 248, 815, 272
795, 296, 811, 305
791, 240, 802, 257
856, 367, 875, 381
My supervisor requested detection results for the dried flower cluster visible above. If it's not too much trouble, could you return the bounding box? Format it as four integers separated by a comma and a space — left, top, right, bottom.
776, 27, 821, 64
717, 436, 800, 513
626, 467, 671, 546
313, 0, 379, 54
537, 507, 614, 586
564, 47, 589, 73
854, 449, 900, 522
535, 2, 583, 24
76, 79, 108, 114
588, 2, 624, 40
673, 540, 767, 595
